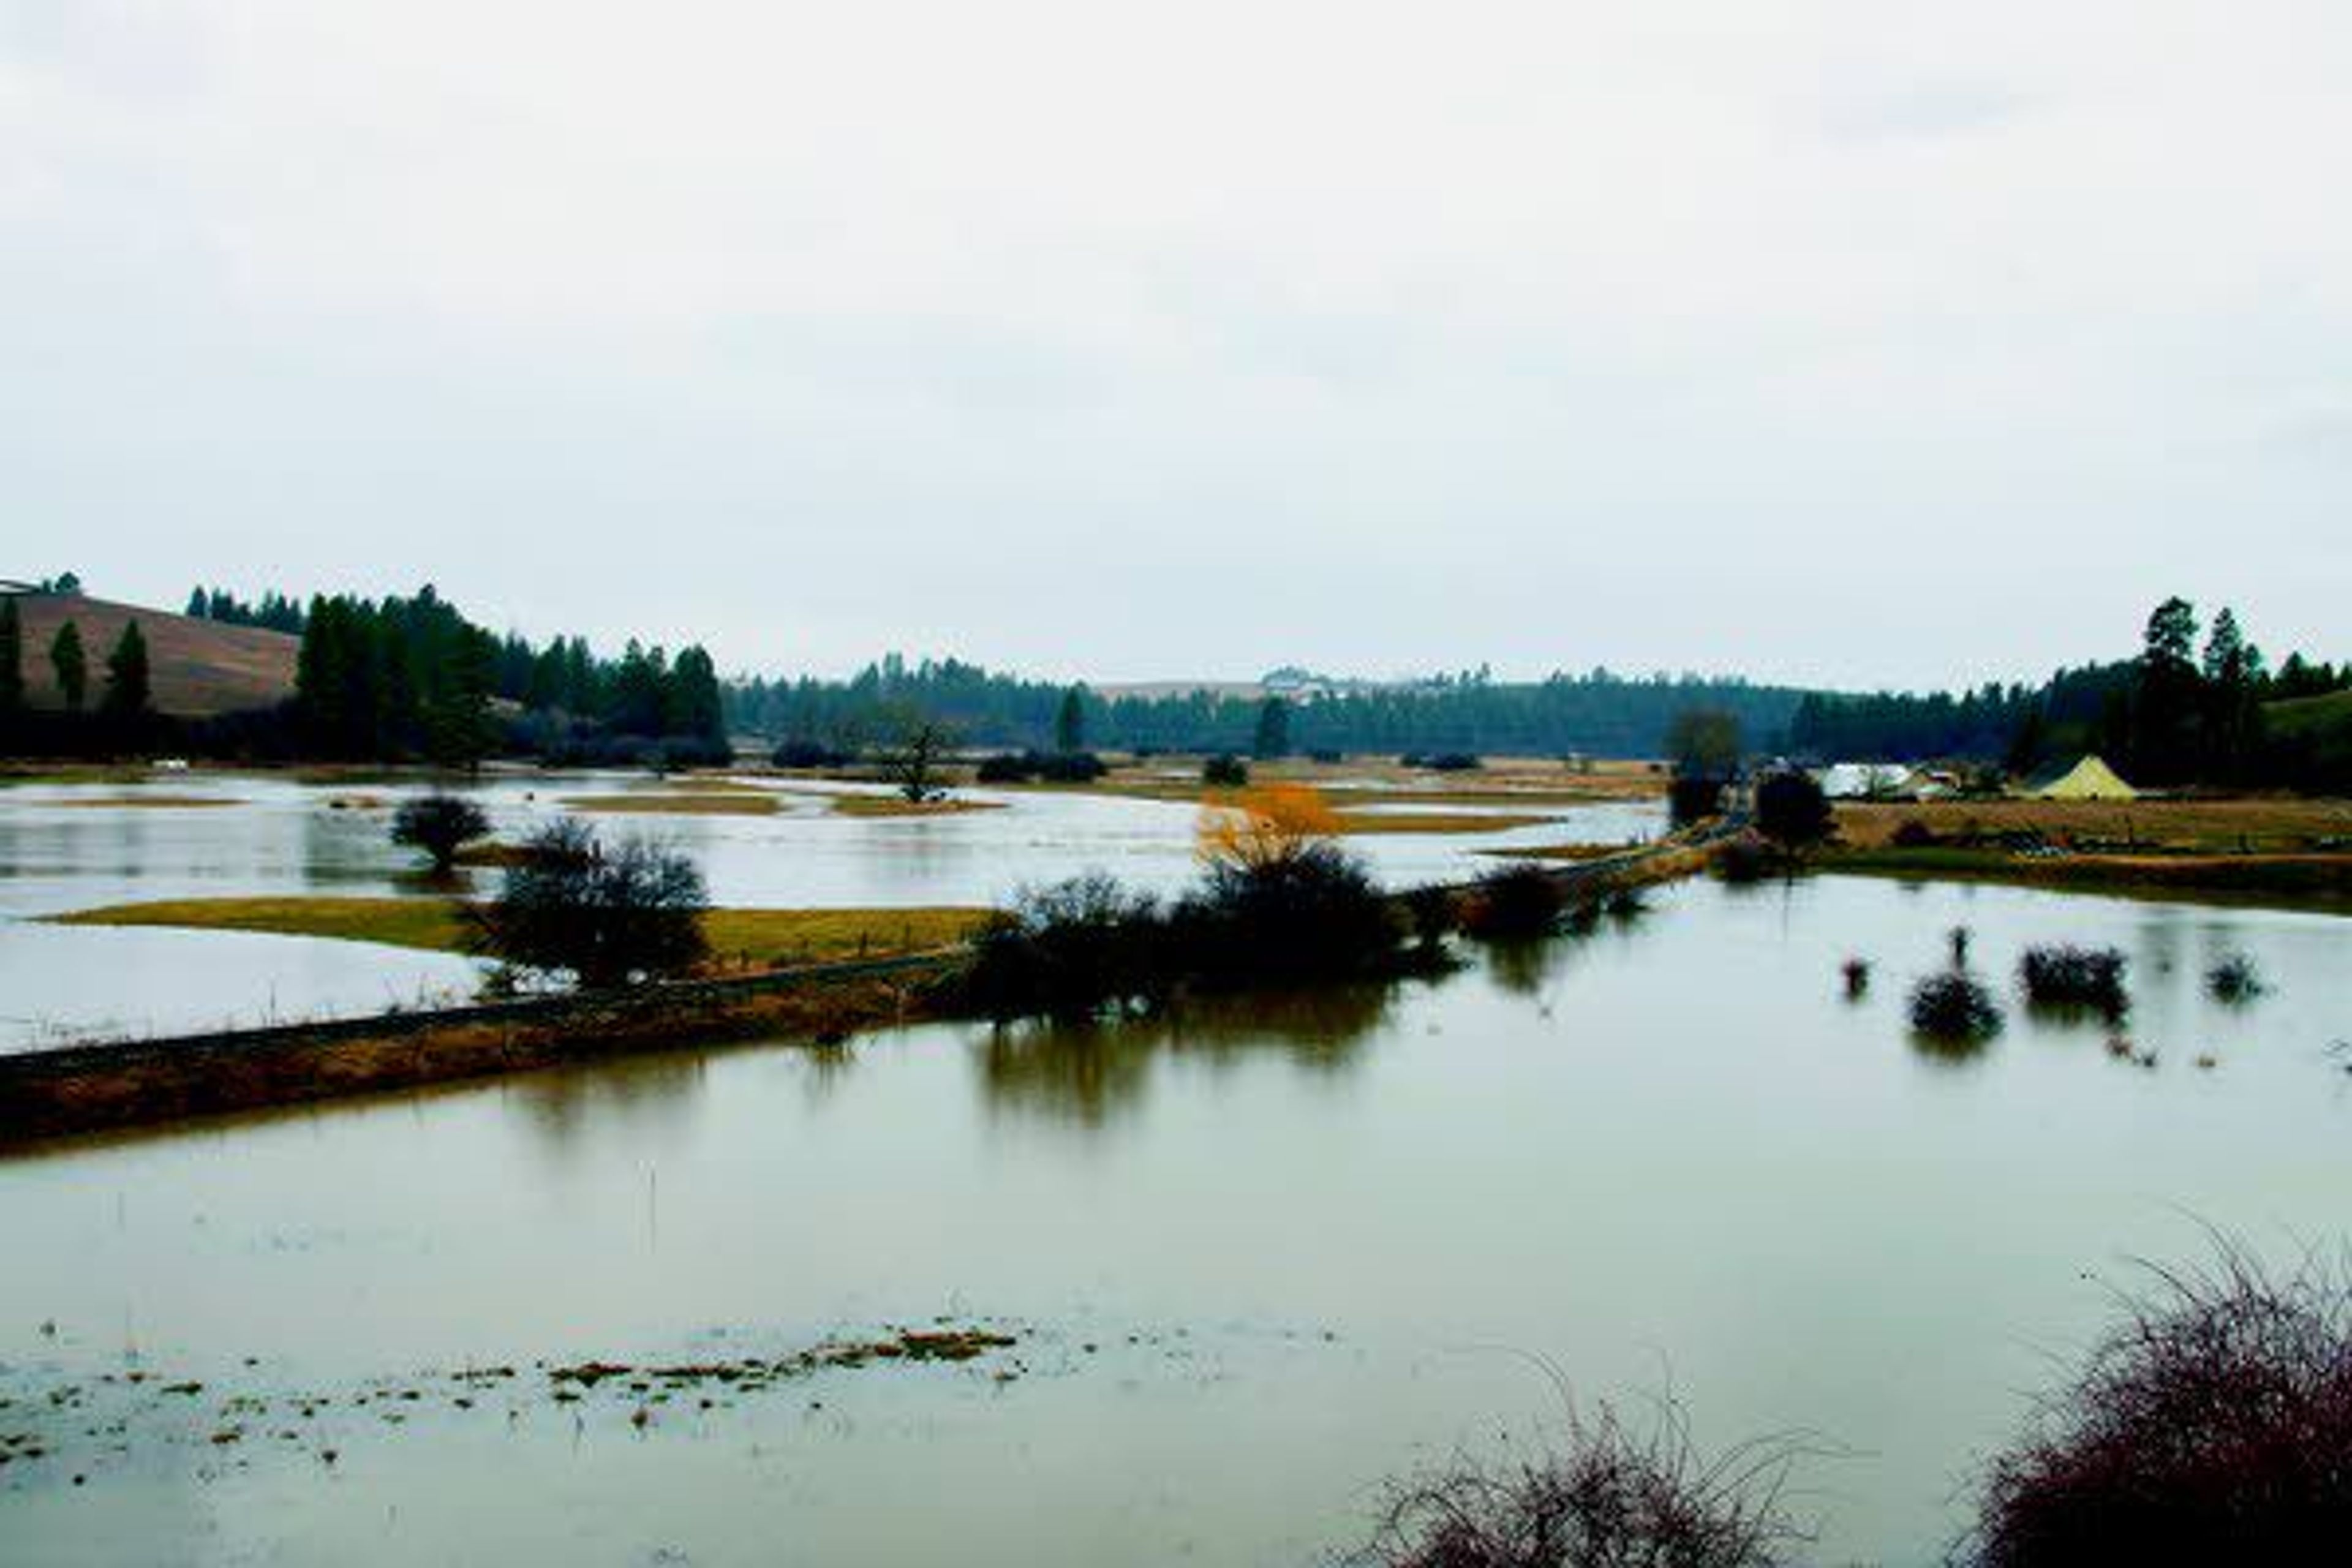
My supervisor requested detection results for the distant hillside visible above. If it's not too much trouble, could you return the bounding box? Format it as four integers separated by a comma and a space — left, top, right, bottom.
8, 593, 297, 716
2263, 688, 2352, 738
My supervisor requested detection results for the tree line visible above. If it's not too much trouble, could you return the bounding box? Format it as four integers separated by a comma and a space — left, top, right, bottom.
0, 596, 155, 753
1788, 598, 2350, 788
294, 587, 728, 767
725, 655, 1808, 760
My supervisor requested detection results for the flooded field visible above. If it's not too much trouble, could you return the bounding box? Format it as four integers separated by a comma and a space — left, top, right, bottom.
3, 873, 2345, 1565
0, 773, 1654, 1047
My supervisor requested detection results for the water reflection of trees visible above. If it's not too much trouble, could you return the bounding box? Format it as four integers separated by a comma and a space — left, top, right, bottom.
974, 981, 1400, 1130
511, 1049, 717, 1152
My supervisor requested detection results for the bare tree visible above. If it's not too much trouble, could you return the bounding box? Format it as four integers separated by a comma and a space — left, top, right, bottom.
882, 716, 954, 804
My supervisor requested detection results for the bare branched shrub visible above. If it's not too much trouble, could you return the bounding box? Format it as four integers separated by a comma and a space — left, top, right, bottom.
1352, 1400, 1812, 1568
1966, 1243, 2352, 1567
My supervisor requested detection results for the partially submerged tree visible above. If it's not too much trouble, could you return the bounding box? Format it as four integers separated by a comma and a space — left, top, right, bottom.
467, 817, 708, 988
882, 715, 954, 804
391, 792, 492, 872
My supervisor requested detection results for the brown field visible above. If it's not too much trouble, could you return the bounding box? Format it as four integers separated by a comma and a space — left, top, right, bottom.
561, 791, 783, 816
45, 794, 242, 810
51, 897, 992, 969
826, 795, 1003, 818
1834, 797, 2352, 853
9, 593, 297, 717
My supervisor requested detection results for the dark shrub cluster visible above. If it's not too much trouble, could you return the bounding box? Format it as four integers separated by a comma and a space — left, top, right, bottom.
1401, 751, 1483, 772
467, 817, 708, 989
1841, 957, 1871, 998
974, 749, 1108, 784
771, 737, 852, 769
1354, 1401, 1808, 1568
1669, 775, 1727, 826
1891, 817, 1939, 848
1461, 863, 1571, 940
957, 846, 1412, 1022
2206, 953, 2264, 1003
962, 873, 1167, 1021
391, 791, 491, 872
1308, 748, 1347, 764
1202, 753, 1250, 787
2017, 944, 2131, 1019
1714, 832, 1773, 884
1754, 770, 1834, 850
1967, 1247, 2352, 1567
1910, 971, 2003, 1041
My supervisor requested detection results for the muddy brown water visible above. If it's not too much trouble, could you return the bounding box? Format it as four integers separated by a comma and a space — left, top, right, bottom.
2, 871, 2346, 1565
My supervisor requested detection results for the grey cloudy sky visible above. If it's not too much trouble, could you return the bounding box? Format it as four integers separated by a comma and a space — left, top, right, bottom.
6, 1, 2346, 690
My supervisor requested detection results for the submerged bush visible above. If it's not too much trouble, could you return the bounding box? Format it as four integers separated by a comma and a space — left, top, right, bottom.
390, 791, 491, 872
1910, 971, 2003, 1041
2206, 954, 2265, 1003
2017, 944, 2131, 1019
1462, 863, 1570, 940
1967, 1246, 2352, 1567
1354, 1400, 1809, 1568
1841, 957, 1871, 998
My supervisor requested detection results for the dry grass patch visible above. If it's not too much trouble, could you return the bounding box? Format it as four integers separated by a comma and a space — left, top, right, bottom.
1835, 797, 2352, 853
826, 795, 1002, 818
560, 791, 782, 817
47, 896, 990, 968
1327, 809, 1556, 836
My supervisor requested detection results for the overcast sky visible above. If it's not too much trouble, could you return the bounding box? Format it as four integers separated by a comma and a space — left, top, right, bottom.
6, 2, 2346, 691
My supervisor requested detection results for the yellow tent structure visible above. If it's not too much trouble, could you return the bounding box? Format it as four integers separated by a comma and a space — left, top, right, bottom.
2028, 755, 2139, 801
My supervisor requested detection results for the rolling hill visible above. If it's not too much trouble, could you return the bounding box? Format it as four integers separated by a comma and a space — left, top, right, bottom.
7, 592, 298, 716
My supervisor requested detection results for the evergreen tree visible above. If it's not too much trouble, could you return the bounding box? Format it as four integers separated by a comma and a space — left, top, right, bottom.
0, 597, 23, 715
1251, 696, 1291, 760
101, 620, 152, 718
667, 646, 726, 745
2132, 597, 2204, 784
1055, 686, 1087, 753
50, 621, 88, 713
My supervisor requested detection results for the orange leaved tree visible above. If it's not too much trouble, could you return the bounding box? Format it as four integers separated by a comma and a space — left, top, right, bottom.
1197, 782, 1341, 871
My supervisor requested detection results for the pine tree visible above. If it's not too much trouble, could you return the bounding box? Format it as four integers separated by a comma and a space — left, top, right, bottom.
1252, 696, 1291, 760
1055, 687, 1087, 753
50, 621, 88, 713
101, 620, 152, 718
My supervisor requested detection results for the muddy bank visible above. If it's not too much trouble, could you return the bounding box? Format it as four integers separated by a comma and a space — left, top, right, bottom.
0, 954, 962, 1148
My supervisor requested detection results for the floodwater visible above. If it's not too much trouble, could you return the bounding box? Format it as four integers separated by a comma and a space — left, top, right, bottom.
2, 872, 2346, 1565
0, 773, 1653, 1047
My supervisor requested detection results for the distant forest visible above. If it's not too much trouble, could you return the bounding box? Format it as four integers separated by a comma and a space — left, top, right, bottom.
723, 658, 1811, 760
9, 580, 2346, 791
1789, 600, 2350, 789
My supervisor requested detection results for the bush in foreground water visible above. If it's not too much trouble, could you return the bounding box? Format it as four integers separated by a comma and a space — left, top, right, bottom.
1461, 862, 1571, 940
1352, 1400, 1809, 1568
1965, 1245, 2352, 1567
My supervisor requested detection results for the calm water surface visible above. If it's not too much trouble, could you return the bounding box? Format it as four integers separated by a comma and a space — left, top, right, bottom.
0, 774, 1653, 1046
2, 875, 2346, 1565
